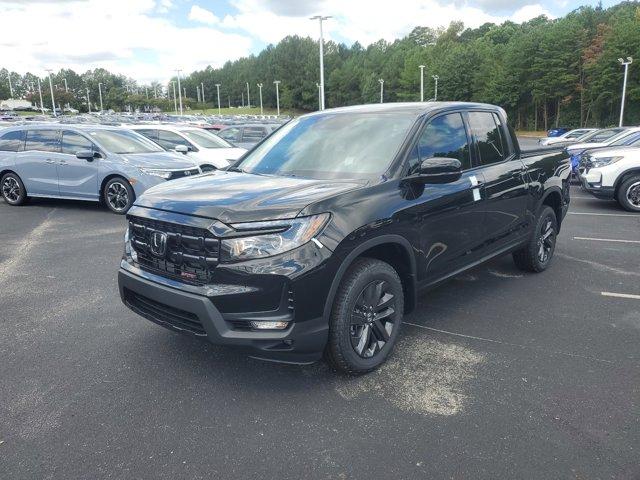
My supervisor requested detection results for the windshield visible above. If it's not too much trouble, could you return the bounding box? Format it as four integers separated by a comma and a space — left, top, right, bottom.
589, 128, 626, 143
88, 129, 165, 154
611, 131, 640, 146
181, 129, 233, 149
235, 113, 415, 179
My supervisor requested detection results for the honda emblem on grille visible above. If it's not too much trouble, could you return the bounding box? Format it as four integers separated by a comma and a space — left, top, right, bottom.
149, 231, 167, 257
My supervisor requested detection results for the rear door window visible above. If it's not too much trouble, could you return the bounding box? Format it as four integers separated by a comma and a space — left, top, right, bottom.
25, 130, 60, 153
242, 127, 267, 142
137, 129, 159, 142
0, 130, 25, 152
157, 130, 190, 150
468, 112, 506, 166
219, 127, 241, 142
61, 131, 95, 155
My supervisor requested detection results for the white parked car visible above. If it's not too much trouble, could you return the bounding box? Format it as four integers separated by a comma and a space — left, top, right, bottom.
578, 146, 640, 211
566, 127, 638, 155
129, 124, 247, 172
539, 128, 596, 146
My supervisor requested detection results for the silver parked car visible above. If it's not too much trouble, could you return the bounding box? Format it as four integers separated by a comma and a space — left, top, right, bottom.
0, 124, 200, 214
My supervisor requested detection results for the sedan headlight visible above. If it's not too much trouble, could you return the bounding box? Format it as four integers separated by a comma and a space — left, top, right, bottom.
591, 156, 624, 168
220, 213, 330, 261
138, 167, 173, 179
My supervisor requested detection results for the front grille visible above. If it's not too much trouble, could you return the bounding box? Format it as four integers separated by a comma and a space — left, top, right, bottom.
128, 216, 219, 285
170, 168, 200, 180
123, 288, 206, 336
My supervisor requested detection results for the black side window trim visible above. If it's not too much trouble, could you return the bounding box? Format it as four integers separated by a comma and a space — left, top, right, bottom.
61, 130, 100, 156
466, 110, 516, 167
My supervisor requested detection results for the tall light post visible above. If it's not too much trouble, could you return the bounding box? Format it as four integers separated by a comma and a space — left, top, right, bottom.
215, 83, 221, 115
201, 82, 205, 103
618, 57, 633, 127
98, 82, 104, 112
171, 81, 177, 114
197, 85, 201, 103
63, 78, 68, 92
86, 88, 91, 113
316, 82, 321, 110
310, 15, 331, 110
241, 91, 244, 108
273, 80, 281, 116
432, 75, 439, 101
246, 82, 250, 108
37, 79, 45, 114
8, 72, 14, 98
145, 86, 148, 100
45, 69, 57, 116
175, 69, 183, 115
379, 78, 384, 103
153, 84, 157, 99
257, 83, 263, 115
419, 65, 425, 102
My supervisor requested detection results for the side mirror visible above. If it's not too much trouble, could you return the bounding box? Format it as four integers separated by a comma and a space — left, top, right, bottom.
413, 157, 462, 184
175, 144, 189, 154
76, 150, 97, 161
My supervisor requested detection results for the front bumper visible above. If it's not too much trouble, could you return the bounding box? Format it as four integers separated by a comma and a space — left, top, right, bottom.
119, 264, 329, 363
578, 169, 615, 200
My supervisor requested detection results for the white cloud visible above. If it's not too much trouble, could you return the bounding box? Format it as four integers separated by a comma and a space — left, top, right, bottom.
511, 4, 554, 22
188, 5, 220, 25
0, 0, 251, 83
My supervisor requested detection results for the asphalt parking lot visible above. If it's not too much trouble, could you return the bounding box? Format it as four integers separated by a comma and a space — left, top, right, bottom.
1, 184, 639, 479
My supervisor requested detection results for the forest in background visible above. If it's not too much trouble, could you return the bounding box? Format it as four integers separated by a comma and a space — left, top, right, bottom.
1, 1, 639, 129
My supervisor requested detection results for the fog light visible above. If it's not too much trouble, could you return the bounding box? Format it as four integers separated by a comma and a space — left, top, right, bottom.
250, 321, 289, 330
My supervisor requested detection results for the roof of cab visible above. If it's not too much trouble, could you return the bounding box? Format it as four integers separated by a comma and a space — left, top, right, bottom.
304, 101, 504, 118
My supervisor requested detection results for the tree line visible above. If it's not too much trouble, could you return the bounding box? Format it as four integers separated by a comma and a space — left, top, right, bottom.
1, 1, 638, 130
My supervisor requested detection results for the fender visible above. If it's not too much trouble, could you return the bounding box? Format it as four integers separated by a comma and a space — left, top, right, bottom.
613, 167, 640, 192
322, 234, 418, 323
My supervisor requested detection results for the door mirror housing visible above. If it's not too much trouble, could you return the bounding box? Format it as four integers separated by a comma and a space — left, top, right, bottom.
413, 157, 462, 184
175, 144, 189, 154
76, 150, 98, 161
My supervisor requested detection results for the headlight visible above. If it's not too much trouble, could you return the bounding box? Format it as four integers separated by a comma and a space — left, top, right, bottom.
591, 156, 623, 168
138, 167, 172, 179
220, 213, 330, 261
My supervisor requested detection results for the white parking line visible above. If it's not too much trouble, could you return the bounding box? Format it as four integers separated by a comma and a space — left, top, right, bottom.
601, 292, 640, 300
574, 237, 640, 244
568, 212, 638, 217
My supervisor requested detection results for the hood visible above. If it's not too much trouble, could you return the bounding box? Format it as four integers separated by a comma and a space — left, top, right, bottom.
135, 170, 364, 223
122, 151, 198, 170
588, 146, 639, 158
188, 147, 247, 167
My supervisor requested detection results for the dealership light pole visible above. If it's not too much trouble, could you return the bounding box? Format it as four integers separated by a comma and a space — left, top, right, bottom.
419, 65, 425, 101
310, 15, 331, 110
197, 85, 201, 103
273, 80, 281, 116
215, 83, 221, 115
171, 81, 177, 114
201, 82, 205, 103
257, 83, 263, 115
8, 72, 14, 98
86, 88, 91, 113
379, 78, 384, 103
98, 82, 104, 112
63, 78, 68, 92
37, 79, 45, 114
316, 82, 321, 110
175, 69, 183, 115
432, 75, 439, 101
153, 84, 157, 99
618, 57, 633, 127
246, 82, 250, 108
45, 69, 57, 116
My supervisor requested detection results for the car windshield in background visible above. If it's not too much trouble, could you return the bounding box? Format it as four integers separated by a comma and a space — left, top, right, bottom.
589, 128, 626, 143
181, 129, 233, 149
88, 129, 164, 154
236, 113, 415, 180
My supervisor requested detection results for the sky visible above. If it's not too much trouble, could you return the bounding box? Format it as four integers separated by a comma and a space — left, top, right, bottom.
0, 0, 624, 84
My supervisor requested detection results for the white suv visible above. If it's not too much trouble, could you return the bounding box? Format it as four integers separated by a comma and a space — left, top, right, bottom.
578, 146, 640, 211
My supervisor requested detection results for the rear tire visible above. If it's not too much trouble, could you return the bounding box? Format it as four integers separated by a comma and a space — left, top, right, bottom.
513, 206, 557, 273
103, 177, 134, 214
616, 175, 640, 212
324, 258, 404, 375
1, 172, 28, 206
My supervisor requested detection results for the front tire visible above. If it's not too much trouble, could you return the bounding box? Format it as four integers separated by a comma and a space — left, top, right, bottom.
513, 205, 557, 273
325, 258, 404, 375
616, 175, 640, 212
103, 177, 134, 214
1, 172, 28, 206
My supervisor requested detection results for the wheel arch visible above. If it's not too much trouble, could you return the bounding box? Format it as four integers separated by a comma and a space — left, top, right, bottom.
539, 187, 563, 231
323, 235, 418, 323
100, 174, 135, 203
614, 168, 640, 196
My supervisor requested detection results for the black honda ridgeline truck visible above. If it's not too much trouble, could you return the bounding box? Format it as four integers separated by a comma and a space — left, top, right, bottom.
119, 102, 570, 374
